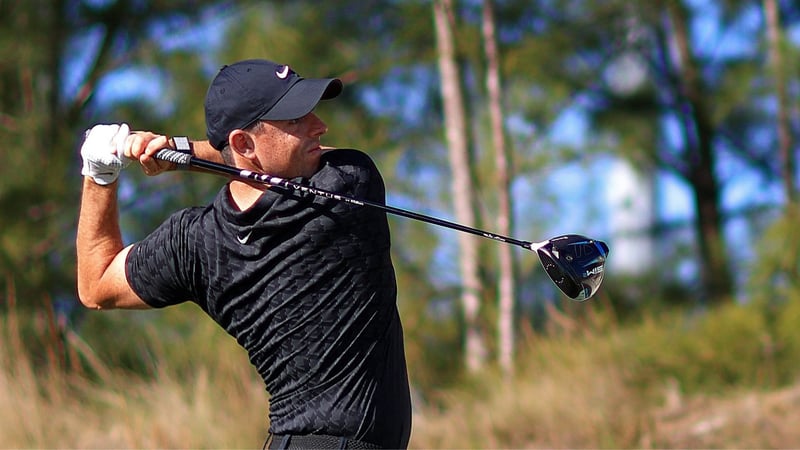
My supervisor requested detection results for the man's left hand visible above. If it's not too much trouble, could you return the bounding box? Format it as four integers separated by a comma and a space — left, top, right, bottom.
80, 123, 132, 185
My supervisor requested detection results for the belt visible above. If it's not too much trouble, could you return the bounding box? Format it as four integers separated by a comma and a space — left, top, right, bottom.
267, 434, 382, 449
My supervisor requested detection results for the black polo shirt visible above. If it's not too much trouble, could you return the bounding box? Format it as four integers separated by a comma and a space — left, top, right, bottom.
126, 149, 411, 448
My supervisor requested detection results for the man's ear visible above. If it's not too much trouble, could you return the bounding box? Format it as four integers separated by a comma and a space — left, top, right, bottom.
228, 129, 257, 159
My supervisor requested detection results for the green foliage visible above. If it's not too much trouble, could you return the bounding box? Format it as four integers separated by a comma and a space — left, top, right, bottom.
0, 0, 224, 307
0, 1, 74, 303
774, 292, 800, 376
747, 207, 800, 304
621, 301, 800, 394
742, 207, 800, 380
601, 270, 700, 322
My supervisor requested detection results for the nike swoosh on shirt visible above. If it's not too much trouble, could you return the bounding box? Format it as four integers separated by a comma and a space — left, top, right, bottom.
237, 231, 253, 244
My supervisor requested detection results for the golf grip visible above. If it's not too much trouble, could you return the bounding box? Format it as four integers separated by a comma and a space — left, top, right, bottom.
155, 149, 535, 250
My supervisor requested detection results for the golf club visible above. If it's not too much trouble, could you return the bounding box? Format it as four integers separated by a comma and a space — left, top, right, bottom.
155, 149, 609, 301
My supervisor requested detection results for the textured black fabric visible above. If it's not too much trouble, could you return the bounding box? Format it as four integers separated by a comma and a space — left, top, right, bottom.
125, 149, 411, 449
268, 434, 382, 449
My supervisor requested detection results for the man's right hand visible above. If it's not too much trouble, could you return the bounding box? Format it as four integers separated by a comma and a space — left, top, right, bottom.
123, 131, 177, 176
124, 132, 224, 175
80, 123, 131, 185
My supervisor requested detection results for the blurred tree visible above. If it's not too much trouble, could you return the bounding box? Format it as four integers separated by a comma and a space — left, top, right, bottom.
569, 0, 800, 305
664, 0, 733, 304
763, 0, 796, 204
434, 0, 488, 372
0, 0, 222, 308
0, 0, 71, 307
481, 0, 516, 376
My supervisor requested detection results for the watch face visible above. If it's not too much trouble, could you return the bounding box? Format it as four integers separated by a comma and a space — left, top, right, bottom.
174, 136, 190, 152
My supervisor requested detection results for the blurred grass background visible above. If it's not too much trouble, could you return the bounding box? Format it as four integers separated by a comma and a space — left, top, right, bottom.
5, 291, 800, 448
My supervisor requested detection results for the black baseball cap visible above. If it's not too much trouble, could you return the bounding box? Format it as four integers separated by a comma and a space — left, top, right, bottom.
204, 59, 343, 150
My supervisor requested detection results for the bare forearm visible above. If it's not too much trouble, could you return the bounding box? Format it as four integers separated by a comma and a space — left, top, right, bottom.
77, 124, 152, 310
186, 139, 222, 162
76, 178, 125, 308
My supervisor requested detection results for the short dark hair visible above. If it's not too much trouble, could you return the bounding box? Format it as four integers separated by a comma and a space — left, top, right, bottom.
219, 121, 265, 165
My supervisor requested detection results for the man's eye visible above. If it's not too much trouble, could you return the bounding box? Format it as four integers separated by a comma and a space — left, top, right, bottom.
288, 118, 301, 125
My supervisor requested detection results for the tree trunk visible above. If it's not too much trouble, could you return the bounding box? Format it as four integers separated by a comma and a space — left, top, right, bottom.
667, 1, 734, 304
764, 0, 796, 204
481, 0, 515, 377
433, 0, 487, 371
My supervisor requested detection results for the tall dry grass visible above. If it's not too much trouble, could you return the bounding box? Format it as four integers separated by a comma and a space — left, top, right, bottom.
409, 330, 648, 449
409, 303, 800, 449
0, 301, 269, 449
4, 295, 800, 449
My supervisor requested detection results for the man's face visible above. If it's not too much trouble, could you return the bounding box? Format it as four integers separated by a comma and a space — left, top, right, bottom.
253, 112, 329, 179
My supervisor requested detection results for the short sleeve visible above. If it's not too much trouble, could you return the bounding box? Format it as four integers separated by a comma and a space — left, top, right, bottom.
125, 208, 203, 308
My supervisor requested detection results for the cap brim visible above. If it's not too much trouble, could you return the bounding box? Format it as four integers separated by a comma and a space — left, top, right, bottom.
261, 78, 342, 121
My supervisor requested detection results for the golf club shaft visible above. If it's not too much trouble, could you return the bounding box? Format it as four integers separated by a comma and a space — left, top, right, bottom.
156, 149, 537, 250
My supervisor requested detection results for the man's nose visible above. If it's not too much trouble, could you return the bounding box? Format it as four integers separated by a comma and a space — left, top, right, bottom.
308, 113, 328, 137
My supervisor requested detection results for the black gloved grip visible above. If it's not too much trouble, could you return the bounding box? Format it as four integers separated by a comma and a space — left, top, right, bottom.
155, 149, 192, 166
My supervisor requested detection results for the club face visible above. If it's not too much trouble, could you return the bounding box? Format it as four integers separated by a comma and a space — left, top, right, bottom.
536, 234, 609, 301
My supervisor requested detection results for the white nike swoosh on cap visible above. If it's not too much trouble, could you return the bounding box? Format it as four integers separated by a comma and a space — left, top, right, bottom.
276, 65, 290, 79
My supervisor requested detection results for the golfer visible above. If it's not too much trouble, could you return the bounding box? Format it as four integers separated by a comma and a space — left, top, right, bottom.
76, 59, 412, 449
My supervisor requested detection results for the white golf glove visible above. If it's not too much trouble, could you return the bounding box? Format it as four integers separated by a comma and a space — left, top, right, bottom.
80, 123, 132, 185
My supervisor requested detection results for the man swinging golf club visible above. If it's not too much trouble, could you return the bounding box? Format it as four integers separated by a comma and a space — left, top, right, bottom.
77, 59, 412, 449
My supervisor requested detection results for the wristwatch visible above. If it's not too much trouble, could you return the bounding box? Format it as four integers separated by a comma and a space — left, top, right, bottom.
173, 136, 191, 153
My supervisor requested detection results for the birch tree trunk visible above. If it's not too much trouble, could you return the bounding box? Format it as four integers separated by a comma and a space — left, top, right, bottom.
481, 0, 515, 377
433, 0, 487, 372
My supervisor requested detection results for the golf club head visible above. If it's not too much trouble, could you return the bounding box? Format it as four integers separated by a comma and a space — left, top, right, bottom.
536, 234, 609, 302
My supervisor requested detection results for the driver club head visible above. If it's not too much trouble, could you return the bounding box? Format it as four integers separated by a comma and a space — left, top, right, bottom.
535, 234, 609, 302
